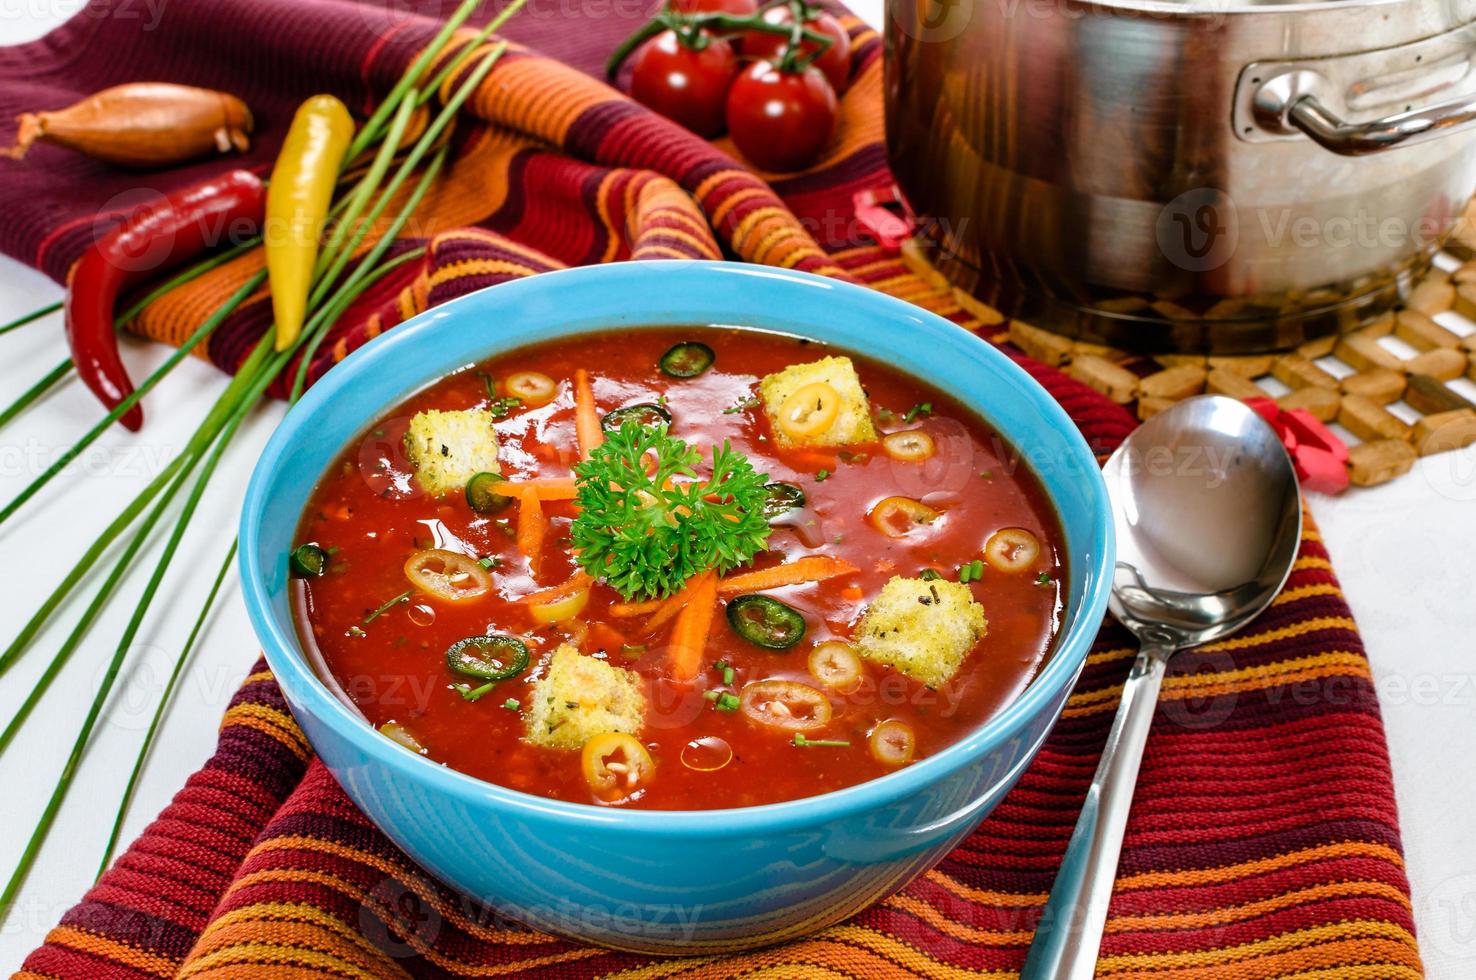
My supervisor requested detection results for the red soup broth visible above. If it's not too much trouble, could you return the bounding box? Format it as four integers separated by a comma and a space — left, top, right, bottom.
293, 327, 1065, 809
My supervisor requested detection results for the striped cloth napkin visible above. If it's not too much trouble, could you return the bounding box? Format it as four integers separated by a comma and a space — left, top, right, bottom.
2, 1, 1421, 976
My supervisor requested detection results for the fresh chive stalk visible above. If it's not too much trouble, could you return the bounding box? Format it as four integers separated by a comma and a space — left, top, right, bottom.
0, 301, 61, 337
96, 540, 236, 877
0, 271, 268, 529
0, 238, 260, 433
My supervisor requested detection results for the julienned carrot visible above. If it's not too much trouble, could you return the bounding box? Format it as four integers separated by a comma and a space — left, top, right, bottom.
498, 477, 578, 501
518, 570, 591, 605
574, 369, 603, 460
516, 487, 546, 577
609, 598, 663, 617
669, 571, 717, 682
717, 556, 858, 596
644, 587, 691, 633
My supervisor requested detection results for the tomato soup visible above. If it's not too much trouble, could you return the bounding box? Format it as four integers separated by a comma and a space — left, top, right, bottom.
292, 327, 1064, 809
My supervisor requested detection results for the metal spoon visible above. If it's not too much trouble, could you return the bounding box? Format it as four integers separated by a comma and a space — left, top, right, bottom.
1021, 395, 1302, 980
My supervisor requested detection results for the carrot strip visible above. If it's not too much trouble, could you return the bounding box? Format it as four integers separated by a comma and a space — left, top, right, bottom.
609, 598, 664, 617
517, 570, 591, 605
644, 587, 692, 633
498, 477, 578, 501
516, 487, 546, 577
669, 572, 717, 682
574, 368, 603, 460
717, 556, 858, 596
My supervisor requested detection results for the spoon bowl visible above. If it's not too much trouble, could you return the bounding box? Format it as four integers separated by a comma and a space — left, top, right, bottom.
1104, 396, 1302, 647
1023, 395, 1302, 980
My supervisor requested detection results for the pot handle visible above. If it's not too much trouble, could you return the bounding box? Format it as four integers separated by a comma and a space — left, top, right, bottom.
1252, 69, 1476, 156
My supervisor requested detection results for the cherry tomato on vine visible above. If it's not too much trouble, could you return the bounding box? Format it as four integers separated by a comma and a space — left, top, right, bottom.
629, 29, 739, 138
741, 5, 852, 94
725, 61, 838, 172
670, 0, 758, 14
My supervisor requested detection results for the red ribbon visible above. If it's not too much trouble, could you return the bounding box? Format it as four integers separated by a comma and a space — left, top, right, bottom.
1244, 397, 1350, 495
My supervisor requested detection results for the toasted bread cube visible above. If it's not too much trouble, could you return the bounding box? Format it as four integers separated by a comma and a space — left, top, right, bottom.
403, 408, 500, 496
524, 644, 646, 750
855, 576, 987, 687
759, 356, 878, 448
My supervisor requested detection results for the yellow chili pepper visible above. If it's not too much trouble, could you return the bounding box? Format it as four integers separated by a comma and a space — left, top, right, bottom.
265, 94, 354, 351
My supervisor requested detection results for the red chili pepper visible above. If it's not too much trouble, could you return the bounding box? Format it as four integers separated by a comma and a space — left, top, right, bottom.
65, 169, 266, 430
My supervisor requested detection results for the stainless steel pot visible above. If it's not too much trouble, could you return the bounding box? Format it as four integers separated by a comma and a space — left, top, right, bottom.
885, 0, 1476, 352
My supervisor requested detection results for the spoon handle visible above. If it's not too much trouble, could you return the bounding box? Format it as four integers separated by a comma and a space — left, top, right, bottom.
1020, 638, 1176, 980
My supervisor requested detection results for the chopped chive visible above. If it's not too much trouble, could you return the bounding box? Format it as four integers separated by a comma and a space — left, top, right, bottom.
1036, 571, 1053, 586
454, 681, 496, 702
792, 734, 850, 748
919, 568, 942, 581
903, 402, 933, 424
478, 555, 499, 569
346, 625, 366, 638
363, 588, 412, 625
815, 468, 830, 481
722, 665, 735, 685
502, 698, 521, 711
703, 689, 720, 701
620, 643, 646, 660
715, 692, 740, 712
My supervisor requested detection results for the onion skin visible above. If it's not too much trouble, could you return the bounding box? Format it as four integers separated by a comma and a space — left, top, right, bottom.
7, 83, 253, 169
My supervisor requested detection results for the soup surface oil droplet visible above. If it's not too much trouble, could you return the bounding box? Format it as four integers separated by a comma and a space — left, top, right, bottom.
407, 603, 436, 627
681, 736, 734, 772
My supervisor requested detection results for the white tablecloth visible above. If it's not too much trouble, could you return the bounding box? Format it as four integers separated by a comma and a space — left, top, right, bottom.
2, 4, 1475, 975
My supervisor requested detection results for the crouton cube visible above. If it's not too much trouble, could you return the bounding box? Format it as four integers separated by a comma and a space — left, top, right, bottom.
524, 644, 646, 749
403, 408, 500, 496
855, 576, 987, 687
759, 356, 878, 448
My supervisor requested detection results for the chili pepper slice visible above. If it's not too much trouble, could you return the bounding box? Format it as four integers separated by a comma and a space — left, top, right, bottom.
446, 634, 531, 681
266, 94, 355, 352
64, 168, 266, 431
602, 403, 672, 431
726, 594, 807, 649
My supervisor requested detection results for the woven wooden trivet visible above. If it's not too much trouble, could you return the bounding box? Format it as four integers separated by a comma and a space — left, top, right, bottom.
899, 228, 1476, 490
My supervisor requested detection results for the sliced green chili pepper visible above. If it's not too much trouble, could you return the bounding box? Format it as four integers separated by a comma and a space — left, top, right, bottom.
289, 543, 327, 577
465, 471, 512, 514
761, 481, 806, 520
446, 634, 530, 681
659, 341, 715, 378
602, 402, 673, 431
726, 594, 807, 650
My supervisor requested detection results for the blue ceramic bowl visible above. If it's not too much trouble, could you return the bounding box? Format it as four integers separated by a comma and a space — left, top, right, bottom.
240, 261, 1112, 954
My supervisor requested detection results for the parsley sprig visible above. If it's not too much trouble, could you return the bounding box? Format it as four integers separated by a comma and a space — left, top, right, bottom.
571, 423, 771, 600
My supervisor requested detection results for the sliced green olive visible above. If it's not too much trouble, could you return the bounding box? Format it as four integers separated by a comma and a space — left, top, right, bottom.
465, 471, 512, 514
761, 481, 806, 521
659, 342, 715, 378
602, 402, 672, 431
726, 594, 807, 650
289, 543, 327, 577
446, 634, 530, 680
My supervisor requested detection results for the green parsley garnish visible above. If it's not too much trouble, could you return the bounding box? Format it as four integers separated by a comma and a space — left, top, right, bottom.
723, 395, 760, 414
919, 568, 942, 581
1036, 571, 1053, 586
792, 734, 850, 748
570, 423, 771, 600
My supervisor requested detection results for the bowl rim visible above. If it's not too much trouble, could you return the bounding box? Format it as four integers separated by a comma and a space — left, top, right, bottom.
240, 260, 1114, 834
